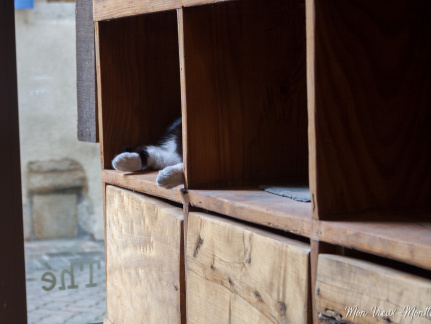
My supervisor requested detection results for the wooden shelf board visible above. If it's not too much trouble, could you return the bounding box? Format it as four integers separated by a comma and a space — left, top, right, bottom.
318, 221, 431, 271
102, 170, 313, 237
186, 189, 313, 238
102, 170, 431, 271
93, 0, 233, 21
102, 170, 185, 204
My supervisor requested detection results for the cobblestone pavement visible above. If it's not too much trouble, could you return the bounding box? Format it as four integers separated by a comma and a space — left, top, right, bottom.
25, 238, 107, 324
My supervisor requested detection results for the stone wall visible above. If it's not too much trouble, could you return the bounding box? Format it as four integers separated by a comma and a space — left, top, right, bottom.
15, 0, 103, 240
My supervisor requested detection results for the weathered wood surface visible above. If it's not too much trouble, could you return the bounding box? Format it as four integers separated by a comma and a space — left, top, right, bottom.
96, 12, 181, 169
102, 170, 185, 203
316, 254, 431, 324
0, 0, 27, 322
182, 0, 308, 189
101, 170, 313, 236
105, 186, 185, 323
93, 0, 233, 21
101, 171, 431, 269
310, 241, 337, 324
318, 221, 431, 271
177, 7, 190, 188
186, 212, 311, 324
187, 188, 313, 237
76, 0, 98, 142
307, 0, 431, 220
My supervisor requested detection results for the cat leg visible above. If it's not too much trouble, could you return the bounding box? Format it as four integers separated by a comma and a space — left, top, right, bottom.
112, 146, 148, 172
156, 162, 184, 189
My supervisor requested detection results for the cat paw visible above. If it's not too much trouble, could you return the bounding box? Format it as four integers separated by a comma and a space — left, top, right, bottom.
156, 164, 184, 189
112, 152, 142, 172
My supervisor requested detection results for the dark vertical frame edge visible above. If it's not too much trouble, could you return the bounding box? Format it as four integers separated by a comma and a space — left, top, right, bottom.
0, 0, 28, 323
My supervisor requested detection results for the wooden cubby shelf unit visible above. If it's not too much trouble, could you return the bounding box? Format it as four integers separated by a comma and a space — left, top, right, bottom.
91, 0, 431, 322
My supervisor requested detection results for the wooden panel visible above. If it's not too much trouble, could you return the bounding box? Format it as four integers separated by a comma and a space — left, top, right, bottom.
76, 0, 98, 142
93, 0, 232, 21
177, 7, 190, 187
316, 254, 431, 324
318, 221, 431, 271
96, 11, 181, 169
182, 0, 308, 188
308, 0, 431, 220
0, 0, 27, 322
105, 186, 185, 323
186, 212, 311, 324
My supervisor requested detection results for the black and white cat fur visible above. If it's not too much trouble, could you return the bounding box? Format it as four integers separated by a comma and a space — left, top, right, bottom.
112, 117, 184, 189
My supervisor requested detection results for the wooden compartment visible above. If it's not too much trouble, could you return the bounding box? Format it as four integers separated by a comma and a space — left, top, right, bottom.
307, 0, 431, 220
105, 185, 185, 323
315, 254, 431, 324
96, 10, 181, 169
186, 212, 311, 323
180, 0, 308, 188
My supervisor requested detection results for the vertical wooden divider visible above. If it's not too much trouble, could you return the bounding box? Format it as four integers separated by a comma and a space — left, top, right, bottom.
94, 21, 105, 169
181, 202, 189, 323
310, 240, 337, 324
305, 0, 318, 220
177, 7, 190, 189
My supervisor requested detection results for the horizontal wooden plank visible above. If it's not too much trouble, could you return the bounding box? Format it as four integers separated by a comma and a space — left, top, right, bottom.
102, 170, 185, 203
101, 170, 313, 237
316, 254, 431, 324
93, 0, 233, 21
187, 212, 311, 324
187, 189, 313, 237
318, 221, 431, 271
102, 170, 431, 270
105, 186, 185, 323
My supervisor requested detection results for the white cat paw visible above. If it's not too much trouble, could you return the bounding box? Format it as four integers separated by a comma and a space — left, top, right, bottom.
112, 152, 142, 172
156, 163, 184, 189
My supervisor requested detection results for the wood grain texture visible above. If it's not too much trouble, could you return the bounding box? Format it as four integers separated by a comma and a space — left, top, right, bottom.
76, 0, 98, 142
187, 188, 313, 237
101, 171, 431, 269
93, 0, 232, 21
316, 254, 431, 324
182, 0, 308, 188
186, 212, 311, 324
308, 0, 431, 220
105, 186, 185, 323
310, 241, 337, 324
102, 170, 185, 203
96, 11, 181, 169
305, 0, 317, 217
0, 0, 27, 322
318, 221, 431, 271
177, 7, 190, 187
101, 170, 313, 237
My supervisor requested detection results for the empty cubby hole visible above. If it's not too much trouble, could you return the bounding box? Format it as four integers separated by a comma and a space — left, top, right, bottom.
311, 0, 431, 219
181, 0, 308, 189
97, 10, 181, 169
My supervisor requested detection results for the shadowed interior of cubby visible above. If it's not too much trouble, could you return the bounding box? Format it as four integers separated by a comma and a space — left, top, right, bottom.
310, 0, 431, 220
181, 0, 308, 189
97, 11, 181, 169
